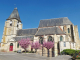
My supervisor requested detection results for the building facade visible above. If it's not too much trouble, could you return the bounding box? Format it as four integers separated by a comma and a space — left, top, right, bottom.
1, 8, 80, 57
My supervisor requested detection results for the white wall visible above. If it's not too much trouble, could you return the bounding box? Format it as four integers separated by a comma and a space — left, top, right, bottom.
59, 41, 76, 52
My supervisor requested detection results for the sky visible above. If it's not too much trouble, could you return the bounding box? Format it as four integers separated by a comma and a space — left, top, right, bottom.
0, 0, 80, 42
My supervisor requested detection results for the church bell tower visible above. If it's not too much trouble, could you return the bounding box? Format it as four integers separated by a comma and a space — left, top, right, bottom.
1, 8, 22, 51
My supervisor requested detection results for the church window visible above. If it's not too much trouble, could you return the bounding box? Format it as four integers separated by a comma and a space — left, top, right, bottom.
17, 24, 18, 27
10, 21, 12, 26
60, 36, 63, 41
17, 43, 19, 48
64, 42, 66, 47
39, 37, 43, 44
68, 28, 70, 33
17, 22, 19, 27
48, 36, 53, 42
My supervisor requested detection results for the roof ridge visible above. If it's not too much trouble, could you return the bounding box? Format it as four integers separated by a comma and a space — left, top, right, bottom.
40, 17, 68, 21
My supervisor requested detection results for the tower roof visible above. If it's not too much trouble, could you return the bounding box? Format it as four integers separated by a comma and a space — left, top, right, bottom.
7, 8, 21, 22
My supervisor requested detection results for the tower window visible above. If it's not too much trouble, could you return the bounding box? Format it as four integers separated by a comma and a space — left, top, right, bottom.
10, 23, 12, 26
17, 24, 18, 27
10, 21, 12, 26
17, 21, 19, 27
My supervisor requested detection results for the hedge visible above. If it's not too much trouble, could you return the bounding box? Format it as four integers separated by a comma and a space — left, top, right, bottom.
61, 49, 80, 59
61, 49, 80, 56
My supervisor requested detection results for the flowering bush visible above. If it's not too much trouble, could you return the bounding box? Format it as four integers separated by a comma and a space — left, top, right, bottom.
31, 41, 41, 53
72, 51, 80, 59
18, 38, 31, 52
42, 41, 54, 57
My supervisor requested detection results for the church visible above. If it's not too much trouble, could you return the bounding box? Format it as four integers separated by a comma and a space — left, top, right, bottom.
1, 8, 80, 57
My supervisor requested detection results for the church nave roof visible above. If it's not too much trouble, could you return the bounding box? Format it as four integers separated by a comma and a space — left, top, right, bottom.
39, 17, 72, 28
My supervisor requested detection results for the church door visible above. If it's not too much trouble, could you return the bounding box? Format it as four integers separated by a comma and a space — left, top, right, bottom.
9, 43, 13, 51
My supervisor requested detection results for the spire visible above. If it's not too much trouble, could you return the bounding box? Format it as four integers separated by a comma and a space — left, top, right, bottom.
7, 8, 21, 22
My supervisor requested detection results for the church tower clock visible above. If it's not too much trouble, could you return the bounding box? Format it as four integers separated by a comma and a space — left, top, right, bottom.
1, 8, 22, 51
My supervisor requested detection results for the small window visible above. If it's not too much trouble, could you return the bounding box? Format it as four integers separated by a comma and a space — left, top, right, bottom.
17, 24, 18, 27
10, 23, 12, 26
64, 42, 66, 47
60, 36, 63, 41
17, 43, 19, 48
68, 28, 70, 33
10, 21, 12, 26
17, 22, 19, 27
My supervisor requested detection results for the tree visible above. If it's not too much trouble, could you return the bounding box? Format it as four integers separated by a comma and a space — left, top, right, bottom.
42, 41, 54, 57
18, 38, 31, 52
31, 41, 41, 53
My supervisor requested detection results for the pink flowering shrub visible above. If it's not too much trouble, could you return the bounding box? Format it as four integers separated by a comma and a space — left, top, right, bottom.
18, 38, 31, 52
31, 41, 41, 53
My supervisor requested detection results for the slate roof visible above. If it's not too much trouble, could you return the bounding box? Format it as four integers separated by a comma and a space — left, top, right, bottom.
35, 27, 65, 36
13, 36, 34, 41
39, 17, 72, 27
7, 8, 21, 22
17, 28, 38, 36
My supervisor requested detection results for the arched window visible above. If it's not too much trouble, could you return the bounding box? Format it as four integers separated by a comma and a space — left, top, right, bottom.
39, 37, 43, 44
68, 28, 70, 33
10, 21, 12, 26
60, 36, 63, 41
17, 43, 19, 48
48, 36, 53, 42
